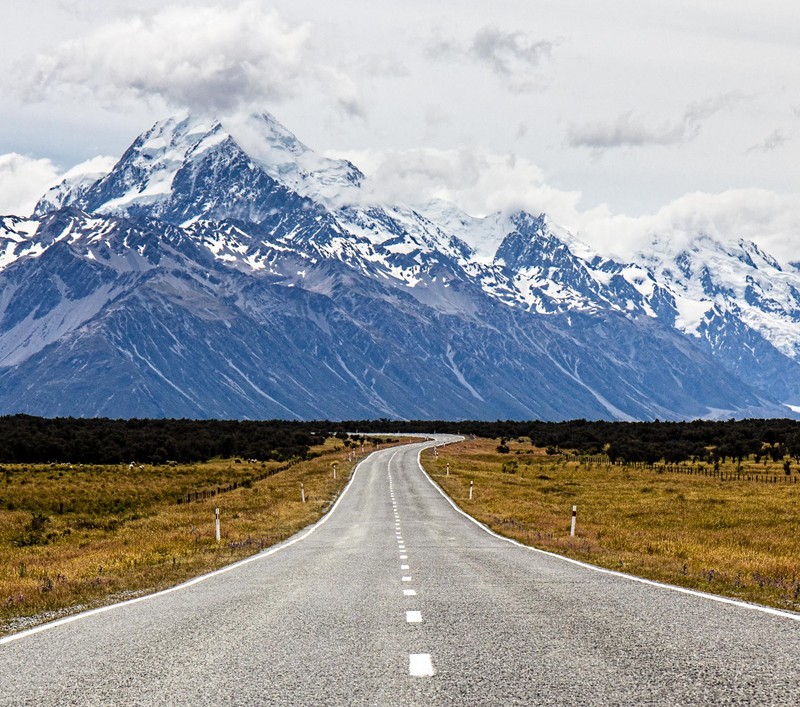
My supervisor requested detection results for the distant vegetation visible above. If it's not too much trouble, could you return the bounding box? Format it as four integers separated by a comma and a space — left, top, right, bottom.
345, 418, 800, 464
2, 415, 800, 467
0, 416, 338, 464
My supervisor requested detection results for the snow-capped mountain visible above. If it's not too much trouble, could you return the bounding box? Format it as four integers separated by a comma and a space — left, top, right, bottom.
1, 110, 798, 420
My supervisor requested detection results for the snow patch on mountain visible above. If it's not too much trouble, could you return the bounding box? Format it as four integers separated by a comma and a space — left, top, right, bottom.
222, 112, 364, 202
635, 232, 800, 359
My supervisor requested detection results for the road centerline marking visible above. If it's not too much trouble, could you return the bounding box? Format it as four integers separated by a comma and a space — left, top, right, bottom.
409, 653, 434, 677
406, 611, 422, 623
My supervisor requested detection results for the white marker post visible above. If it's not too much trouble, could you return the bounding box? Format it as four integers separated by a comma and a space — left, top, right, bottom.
215, 508, 220, 543
570, 505, 577, 537
446, 463, 450, 477
333, 462, 337, 480
300, 483, 306, 503
469, 480, 473, 500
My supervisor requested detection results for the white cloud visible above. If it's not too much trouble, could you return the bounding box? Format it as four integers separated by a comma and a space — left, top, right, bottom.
0, 153, 117, 217
568, 92, 748, 153
330, 145, 800, 266
20, 2, 362, 117
560, 189, 800, 269
427, 25, 553, 89
60, 154, 118, 181
331, 146, 582, 221
0, 154, 61, 216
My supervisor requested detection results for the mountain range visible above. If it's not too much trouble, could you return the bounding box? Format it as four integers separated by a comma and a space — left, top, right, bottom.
1, 111, 799, 421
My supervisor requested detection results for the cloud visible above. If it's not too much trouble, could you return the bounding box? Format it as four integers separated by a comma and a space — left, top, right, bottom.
330, 145, 800, 266
0, 154, 117, 217
568, 92, 747, 153
0, 154, 61, 216
469, 27, 553, 76
746, 128, 790, 153
20, 2, 363, 117
356, 52, 410, 78
568, 189, 800, 265
428, 25, 553, 88
327, 145, 584, 224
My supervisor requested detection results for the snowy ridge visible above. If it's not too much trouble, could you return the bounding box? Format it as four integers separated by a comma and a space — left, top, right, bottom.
634, 233, 800, 359
4, 109, 800, 419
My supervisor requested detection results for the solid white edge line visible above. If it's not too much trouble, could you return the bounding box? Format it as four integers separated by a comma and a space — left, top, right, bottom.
0, 443, 425, 646
415, 439, 800, 624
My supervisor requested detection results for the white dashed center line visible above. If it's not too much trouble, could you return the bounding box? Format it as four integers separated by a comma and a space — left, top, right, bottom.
406, 610, 422, 623
400, 554, 407, 559
402, 576, 412, 582
406, 611, 422, 624
401, 564, 409, 570
403, 589, 416, 596
409, 653, 434, 677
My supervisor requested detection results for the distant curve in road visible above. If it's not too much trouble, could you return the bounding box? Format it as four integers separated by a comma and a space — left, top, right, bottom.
2, 436, 800, 705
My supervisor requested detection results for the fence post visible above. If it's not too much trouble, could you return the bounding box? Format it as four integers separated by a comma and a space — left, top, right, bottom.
570, 505, 577, 537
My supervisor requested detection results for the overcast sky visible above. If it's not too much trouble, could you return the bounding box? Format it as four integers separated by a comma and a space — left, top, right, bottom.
1, 0, 799, 261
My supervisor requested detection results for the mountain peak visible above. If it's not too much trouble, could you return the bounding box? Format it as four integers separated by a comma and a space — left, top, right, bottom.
221, 111, 364, 199
35, 111, 364, 222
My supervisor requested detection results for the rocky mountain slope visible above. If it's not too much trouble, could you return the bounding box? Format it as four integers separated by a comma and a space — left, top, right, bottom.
1, 111, 797, 420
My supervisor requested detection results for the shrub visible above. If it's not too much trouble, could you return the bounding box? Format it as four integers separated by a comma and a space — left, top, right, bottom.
12, 512, 51, 547
502, 460, 519, 474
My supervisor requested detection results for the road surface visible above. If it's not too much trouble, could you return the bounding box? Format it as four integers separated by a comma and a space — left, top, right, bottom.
2, 436, 800, 705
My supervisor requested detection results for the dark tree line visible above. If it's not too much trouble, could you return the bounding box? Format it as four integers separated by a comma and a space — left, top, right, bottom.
0, 415, 331, 464
2, 415, 800, 466
336, 418, 800, 464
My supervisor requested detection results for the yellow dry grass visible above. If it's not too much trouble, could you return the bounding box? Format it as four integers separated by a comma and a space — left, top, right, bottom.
0, 437, 402, 636
424, 438, 800, 612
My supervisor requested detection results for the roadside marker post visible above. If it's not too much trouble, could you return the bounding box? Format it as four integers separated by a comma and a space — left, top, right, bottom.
333, 462, 337, 480
215, 508, 220, 543
570, 505, 577, 536
300, 483, 306, 503
446, 463, 450, 477
469, 480, 473, 500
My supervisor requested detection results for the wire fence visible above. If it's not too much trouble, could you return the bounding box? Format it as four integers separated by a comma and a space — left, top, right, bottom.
560, 455, 798, 484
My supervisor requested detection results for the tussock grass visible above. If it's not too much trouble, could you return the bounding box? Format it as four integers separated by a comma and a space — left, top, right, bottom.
424, 438, 800, 612
0, 437, 402, 636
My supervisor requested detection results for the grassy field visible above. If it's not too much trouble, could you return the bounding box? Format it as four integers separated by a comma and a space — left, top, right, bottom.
0, 436, 400, 636
423, 437, 800, 612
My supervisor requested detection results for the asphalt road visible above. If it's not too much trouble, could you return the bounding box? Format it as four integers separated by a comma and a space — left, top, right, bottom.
3, 436, 800, 705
